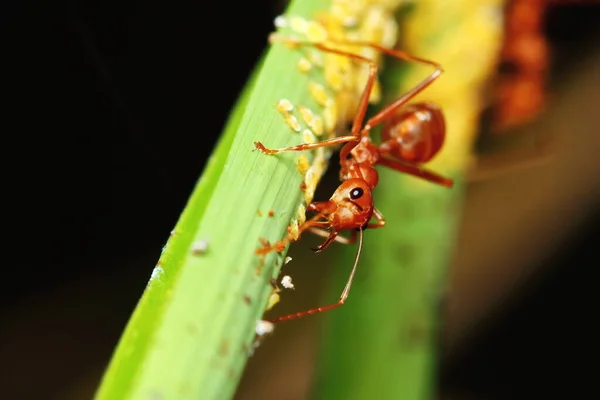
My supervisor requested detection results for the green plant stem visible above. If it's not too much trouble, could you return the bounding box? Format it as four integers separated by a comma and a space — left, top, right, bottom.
315, 174, 464, 399
314, 1, 506, 398
94, 1, 333, 399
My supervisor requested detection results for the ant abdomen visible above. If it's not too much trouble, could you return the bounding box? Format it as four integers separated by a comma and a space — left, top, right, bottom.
380, 102, 445, 163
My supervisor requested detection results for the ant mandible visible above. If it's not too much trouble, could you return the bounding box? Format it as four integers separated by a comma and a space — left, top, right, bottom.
255, 35, 453, 323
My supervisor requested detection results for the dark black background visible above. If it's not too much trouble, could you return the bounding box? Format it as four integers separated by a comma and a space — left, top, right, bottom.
2, 1, 598, 399
4, 1, 279, 303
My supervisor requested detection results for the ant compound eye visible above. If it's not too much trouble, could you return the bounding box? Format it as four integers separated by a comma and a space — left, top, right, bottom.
350, 187, 364, 200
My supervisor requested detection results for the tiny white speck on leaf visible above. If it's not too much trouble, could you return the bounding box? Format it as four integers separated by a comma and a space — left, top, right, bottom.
281, 275, 295, 290
284, 256, 292, 265
191, 239, 209, 254
256, 320, 274, 336
150, 266, 164, 283
274, 15, 288, 28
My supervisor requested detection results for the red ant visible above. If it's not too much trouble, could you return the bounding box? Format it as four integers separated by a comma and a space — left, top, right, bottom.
255, 35, 453, 323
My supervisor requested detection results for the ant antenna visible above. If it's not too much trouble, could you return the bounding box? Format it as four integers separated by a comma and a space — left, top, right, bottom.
269, 228, 364, 323
340, 227, 364, 302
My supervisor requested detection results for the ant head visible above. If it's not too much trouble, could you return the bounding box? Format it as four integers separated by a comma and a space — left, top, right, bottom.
332, 178, 372, 203
327, 178, 374, 230
307, 172, 376, 230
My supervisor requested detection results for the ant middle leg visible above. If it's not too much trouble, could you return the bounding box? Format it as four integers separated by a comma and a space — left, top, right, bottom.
308, 227, 357, 252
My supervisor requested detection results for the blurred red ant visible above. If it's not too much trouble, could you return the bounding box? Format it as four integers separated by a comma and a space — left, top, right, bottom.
493, 0, 597, 131
255, 35, 453, 323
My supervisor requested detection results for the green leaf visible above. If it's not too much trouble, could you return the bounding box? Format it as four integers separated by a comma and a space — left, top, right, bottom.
94, 1, 335, 399
313, 1, 507, 398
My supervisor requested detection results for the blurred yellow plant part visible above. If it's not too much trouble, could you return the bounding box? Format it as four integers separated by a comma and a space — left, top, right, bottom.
403, 0, 506, 179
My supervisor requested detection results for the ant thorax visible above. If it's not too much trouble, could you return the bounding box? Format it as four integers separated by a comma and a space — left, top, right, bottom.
339, 139, 380, 189
350, 137, 380, 165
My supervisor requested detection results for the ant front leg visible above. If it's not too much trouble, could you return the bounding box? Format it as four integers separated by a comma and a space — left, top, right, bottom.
366, 207, 386, 229
306, 207, 384, 250
308, 227, 357, 251
255, 214, 328, 256
254, 136, 358, 155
